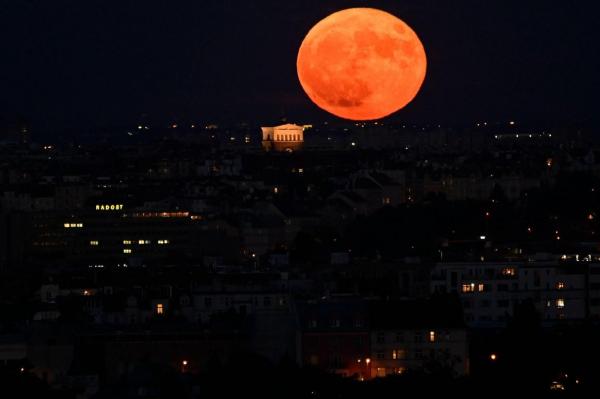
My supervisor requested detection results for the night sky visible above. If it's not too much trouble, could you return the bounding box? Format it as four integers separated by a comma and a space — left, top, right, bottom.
1, 0, 599, 132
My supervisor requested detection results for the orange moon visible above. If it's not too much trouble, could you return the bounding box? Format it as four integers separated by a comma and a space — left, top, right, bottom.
297, 8, 427, 121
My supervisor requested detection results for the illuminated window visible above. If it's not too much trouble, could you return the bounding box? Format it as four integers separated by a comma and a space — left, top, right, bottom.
392, 349, 406, 360
158, 239, 170, 245
478, 284, 485, 292
273, 187, 279, 194
557, 282, 565, 290
462, 283, 475, 293
429, 331, 436, 343
64, 223, 83, 228
556, 299, 565, 309
383, 197, 391, 205
138, 240, 150, 245
501, 268, 516, 276
123, 248, 132, 254
90, 240, 99, 246
123, 240, 131, 245
156, 303, 164, 315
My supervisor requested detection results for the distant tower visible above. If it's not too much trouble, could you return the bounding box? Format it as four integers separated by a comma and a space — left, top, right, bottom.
261, 124, 305, 152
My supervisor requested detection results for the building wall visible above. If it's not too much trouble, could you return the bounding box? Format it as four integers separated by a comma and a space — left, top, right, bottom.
431, 261, 592, 327
370, 328, 468, 377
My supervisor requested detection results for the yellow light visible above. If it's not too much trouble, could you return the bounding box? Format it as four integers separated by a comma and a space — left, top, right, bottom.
490, 353, 497, 361
502, 268, 516, 276
365, 358, 371, 364
156, 303, 164, 315
182, 360, 188, 366
123, 248, 132, 254
429, 330, 435, 342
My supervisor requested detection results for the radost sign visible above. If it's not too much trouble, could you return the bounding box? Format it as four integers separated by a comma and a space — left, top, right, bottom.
95, 204, 124, 211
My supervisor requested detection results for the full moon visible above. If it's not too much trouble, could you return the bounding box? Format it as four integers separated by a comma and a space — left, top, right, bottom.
297, 8, 427, 121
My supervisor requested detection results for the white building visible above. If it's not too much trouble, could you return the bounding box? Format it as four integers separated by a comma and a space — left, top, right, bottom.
430, 260, 600, 328
261, 124, 305, 152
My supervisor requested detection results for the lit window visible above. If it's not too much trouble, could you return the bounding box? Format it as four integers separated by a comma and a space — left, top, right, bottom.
557, 299, 565, 309
123, 248, 132, 254
123, 240, 131, 245
462, 283, 475, 293
502, 268, 516, 276
478, 283, 485, 292
556, 282, 565, 290
64, 223, 83, 228
273, 187, 279, 194
156, 303, 164, 315
158, 239, 170, 245
383, 197, 391, 205
429, 331, 436, 342
90, 240, 99, 246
